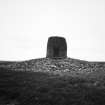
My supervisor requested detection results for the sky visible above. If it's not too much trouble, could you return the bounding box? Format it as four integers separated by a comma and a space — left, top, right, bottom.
0, 0, 105, 61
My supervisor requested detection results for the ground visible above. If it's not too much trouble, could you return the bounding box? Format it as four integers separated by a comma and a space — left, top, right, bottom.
0, 58, 105, 105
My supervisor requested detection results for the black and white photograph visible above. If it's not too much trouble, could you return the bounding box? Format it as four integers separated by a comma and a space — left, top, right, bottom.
0, 0, 105, 105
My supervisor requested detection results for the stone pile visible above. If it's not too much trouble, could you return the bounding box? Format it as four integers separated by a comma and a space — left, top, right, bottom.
1, 57, 105, 75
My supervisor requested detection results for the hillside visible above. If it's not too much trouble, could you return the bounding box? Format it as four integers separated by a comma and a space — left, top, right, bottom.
0, 57, 105, 105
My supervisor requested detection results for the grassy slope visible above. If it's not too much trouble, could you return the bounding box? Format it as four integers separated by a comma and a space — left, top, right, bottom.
0, 67, 105, 105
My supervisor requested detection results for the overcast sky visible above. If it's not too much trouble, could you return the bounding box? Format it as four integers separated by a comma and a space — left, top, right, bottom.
0, 0, 105, 61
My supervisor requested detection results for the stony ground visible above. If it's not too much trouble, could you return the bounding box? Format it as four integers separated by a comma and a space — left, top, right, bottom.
0, 57, 105, 105
1, 57, 105, 73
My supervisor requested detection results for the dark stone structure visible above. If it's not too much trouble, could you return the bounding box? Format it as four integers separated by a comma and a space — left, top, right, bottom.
46, 36, 67, 59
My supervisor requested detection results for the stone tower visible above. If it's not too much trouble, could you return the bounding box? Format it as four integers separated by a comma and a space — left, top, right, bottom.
46, 36, 67, 59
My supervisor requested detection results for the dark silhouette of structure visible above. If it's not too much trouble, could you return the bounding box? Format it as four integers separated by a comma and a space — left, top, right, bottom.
46, 36, 67, 59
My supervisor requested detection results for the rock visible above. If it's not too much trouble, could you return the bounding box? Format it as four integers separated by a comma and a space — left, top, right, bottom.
46, 36, 67, 59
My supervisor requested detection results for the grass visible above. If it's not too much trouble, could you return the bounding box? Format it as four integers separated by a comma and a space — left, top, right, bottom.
0, 67, 105, 105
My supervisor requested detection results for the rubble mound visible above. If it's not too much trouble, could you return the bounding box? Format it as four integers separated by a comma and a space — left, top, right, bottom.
0, 57, 105, 79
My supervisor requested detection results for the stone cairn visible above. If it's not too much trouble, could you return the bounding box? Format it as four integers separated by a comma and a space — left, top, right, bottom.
46, 36, 67, 59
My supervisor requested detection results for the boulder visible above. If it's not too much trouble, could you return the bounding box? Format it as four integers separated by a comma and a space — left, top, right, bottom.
46, 36, 67, 59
